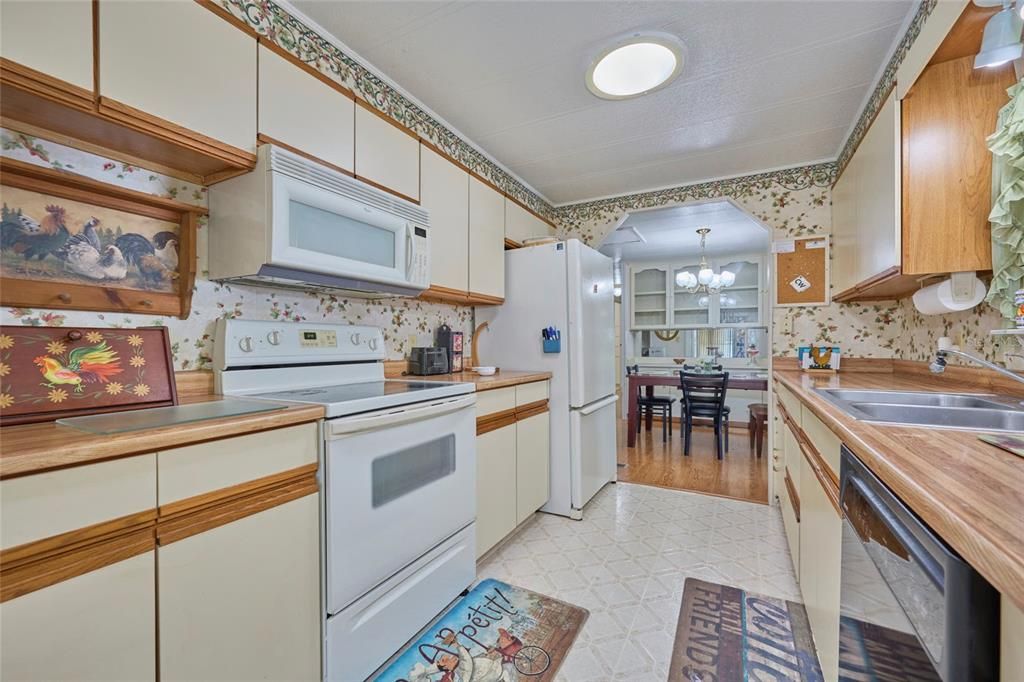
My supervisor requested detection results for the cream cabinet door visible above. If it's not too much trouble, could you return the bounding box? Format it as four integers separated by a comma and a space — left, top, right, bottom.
0, 552, 156, 681
354, 102, 420, 201
504, 199, 554, 244
158, 495, 320, 682
798, 464, 841, 682
476, 424, 517, 558
258, 44, 354, 172
421, 145, 469, 291
468, 176, 506, 300
1, 0, 93, 90
1002, 596, 1024, 682
98, 0, 257, 152
515, 411, 550, 524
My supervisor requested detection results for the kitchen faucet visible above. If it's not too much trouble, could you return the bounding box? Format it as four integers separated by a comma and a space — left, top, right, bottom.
929, 347, 1024, 387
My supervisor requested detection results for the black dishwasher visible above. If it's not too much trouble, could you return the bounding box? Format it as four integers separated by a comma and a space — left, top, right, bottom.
838, 446, 999, 681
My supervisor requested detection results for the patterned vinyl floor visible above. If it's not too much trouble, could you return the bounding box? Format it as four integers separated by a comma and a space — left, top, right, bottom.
476, 482, 801, 682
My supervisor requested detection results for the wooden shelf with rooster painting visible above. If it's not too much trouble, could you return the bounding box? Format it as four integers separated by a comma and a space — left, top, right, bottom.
0, 158, 207, 318
0, 58, 255, 184
0, 325, 177, 426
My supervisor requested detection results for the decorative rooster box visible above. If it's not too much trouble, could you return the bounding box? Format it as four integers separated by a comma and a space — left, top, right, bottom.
0, 326, 177, 425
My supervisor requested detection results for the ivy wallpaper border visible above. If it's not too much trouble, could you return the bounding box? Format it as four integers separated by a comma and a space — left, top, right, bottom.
216, 0, 553, 219
553, 161, 836, 231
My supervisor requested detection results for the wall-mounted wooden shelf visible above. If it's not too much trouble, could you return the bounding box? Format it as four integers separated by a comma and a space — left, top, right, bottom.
0, 59, 255, 185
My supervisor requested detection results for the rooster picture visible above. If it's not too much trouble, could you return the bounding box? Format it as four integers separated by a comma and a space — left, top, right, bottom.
115, 232, 176, 288
1, 204, 70, 260
55, 218, 128, 281
33, 341, 122, 393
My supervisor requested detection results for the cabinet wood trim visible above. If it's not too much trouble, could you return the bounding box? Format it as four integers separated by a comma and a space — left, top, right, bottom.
477, 408, 517, 435
257, 37, 354, 99
831, 266, 917, 303
96, 96, 256, 171
784, 467, 801, 522
777, 396, 840, 514
195, 0, 260, 39
157, 475, 317, 545
0, 511, 156, 603
467, 291, 505, 306
419, 284, 470, 305
504, 238, 523, 250
515, 400, 549, 421
157, 462, 318, 519
256, 133, 354, 178
0, 57, 94, 112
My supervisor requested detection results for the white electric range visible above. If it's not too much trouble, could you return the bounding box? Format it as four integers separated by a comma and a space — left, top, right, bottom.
214, 319, 477, 682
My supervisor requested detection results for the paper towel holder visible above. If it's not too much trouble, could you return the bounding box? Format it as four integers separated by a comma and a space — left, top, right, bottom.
912, 271, 985, 315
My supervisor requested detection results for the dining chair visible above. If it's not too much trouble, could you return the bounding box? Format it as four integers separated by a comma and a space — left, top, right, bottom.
748, 402, 768, 458
678, 370, 730, 459
626, 365, 676, 443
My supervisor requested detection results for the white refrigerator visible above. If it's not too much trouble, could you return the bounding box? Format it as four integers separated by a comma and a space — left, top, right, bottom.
477, 239, 617, 519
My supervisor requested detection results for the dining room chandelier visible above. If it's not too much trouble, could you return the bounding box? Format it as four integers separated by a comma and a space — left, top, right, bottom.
675, 227, 735, 294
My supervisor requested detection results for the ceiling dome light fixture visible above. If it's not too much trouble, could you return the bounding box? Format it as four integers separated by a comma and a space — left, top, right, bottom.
973, 0, 1024, 68
586, 33, 686, 100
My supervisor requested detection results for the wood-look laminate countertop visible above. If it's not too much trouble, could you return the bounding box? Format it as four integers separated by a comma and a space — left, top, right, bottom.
411, 370, 552, 391
0, 394, 325, 480
774, 369, 1024, 611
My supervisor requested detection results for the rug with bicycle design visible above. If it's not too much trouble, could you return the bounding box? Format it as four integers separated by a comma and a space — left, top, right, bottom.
373, 578, 588, 682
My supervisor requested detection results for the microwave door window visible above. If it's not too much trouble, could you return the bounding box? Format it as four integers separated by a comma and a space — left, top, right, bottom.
289, 200, 396, 268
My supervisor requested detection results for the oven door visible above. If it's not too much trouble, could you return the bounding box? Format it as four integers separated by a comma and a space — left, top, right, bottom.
324, 394, 476, 615
839, 447, 997, 682
269, 169, 420, 287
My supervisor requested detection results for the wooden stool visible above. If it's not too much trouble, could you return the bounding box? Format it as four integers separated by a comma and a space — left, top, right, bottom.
748, 403, 768, 458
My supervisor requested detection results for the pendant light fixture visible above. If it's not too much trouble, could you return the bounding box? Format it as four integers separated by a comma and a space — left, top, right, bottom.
675, 228, 736, 295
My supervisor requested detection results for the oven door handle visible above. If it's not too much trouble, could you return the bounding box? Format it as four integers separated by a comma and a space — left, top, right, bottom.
328, 394, 476, 437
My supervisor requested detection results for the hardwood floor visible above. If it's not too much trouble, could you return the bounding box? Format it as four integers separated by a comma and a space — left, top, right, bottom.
616, 419, 769, 504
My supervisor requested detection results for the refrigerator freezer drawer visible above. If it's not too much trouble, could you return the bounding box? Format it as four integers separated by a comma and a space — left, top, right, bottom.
569, 395, 618, 512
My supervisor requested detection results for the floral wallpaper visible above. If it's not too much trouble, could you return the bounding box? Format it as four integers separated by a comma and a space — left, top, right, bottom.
553, 164, 1009, 366
0, 129, 474, 370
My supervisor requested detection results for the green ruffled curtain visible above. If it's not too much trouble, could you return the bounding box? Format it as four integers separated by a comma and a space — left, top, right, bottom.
985, 78, 1024, 320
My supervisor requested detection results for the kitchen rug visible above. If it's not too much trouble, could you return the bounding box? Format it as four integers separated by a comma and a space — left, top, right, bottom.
372, 578, 588, 682
669, 578, 823, 682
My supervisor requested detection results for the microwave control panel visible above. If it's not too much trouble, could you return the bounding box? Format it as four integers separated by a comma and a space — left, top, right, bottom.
409, 223, 430, 288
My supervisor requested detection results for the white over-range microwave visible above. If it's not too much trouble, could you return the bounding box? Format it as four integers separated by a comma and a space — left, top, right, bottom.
209, 144, 430, 297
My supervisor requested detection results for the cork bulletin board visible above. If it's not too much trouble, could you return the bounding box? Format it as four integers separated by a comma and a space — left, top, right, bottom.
774, 234, 830, 306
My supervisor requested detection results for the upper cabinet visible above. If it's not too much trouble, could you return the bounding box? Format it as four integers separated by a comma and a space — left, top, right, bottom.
420, 145, 470, 293
354, 100, 420, 202
716, 258, 762, 326
469, 176, 506, 302
631, 266, 669, 328
832, 6, 1014, 302
0, 0, 93, 92
633, 258, 765, 330
671, 264, 710, 327
257, 43, 354, 174
97, 0, 257, 156
505, 199, 555, 245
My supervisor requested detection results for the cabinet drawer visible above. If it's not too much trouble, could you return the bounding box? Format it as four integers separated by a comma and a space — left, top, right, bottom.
515, 380, 549, 407
801, 407, 841, 476
1, 455, 156, 550
775, 382, 802, 426
476, 387, 516, 418
158, 424, 317, 506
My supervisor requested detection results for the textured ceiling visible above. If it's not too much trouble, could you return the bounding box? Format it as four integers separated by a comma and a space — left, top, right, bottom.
293, 0, 914, 205
599, 200, 769, 262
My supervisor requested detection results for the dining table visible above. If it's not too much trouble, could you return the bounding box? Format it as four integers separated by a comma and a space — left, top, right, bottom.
625, 369, 769, 447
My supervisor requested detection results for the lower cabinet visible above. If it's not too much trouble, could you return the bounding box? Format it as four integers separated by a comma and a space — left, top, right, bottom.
158, 494, 320, 682
0, 552, 157, 681
516, 411, 551, 524
474, 382, 551, 558
476, 422, 519, 557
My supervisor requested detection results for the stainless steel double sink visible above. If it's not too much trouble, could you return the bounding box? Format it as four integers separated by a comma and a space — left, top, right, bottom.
813, 388, 1024, 433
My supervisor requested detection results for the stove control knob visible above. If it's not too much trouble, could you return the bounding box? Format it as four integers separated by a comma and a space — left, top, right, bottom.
238, 336, 254, 353
368, 337, 378, 351
267, 330, 281, 346
350, 333, 361, 346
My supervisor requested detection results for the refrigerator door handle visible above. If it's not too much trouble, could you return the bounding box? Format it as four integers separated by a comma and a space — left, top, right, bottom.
578, 394, 618, 415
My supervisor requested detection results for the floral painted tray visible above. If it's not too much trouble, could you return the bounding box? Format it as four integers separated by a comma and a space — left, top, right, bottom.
0, 326, 177, 425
